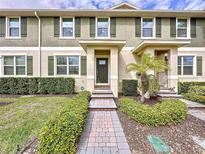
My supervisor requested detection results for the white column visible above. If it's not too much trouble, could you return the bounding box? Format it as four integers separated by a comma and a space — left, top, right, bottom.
110, 47, 119, 97
86, 47, 95, 92
0, 56, 2, 76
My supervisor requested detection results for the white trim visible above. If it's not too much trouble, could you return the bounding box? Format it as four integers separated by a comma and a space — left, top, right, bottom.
178, 47, 205, 52
53, 53, 81, 56
110, 75, 118, 79
141, 17, 156, 39
168, 75, 178, 80
87, 75, 95, 79
5, 16, 21, 39
176, 18, 191, 39
0, 47, 84, 51
0, 53, 28, 56
95, 17, 110, 39
110, 2, 140, 10
59, 16, 75, 39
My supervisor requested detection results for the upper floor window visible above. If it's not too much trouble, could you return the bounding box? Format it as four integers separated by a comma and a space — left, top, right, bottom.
97, 18, 109, 38
3, 56, 26, 75
61, 18, 74, 38
8, 17, 20, 37
177, 19, 187, 38
142, 18, 154, 38
56, 56, 79, 76
178, 56, 193, 75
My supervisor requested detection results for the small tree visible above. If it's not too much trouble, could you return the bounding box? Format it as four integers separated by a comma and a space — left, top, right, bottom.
126, 54, 168, 103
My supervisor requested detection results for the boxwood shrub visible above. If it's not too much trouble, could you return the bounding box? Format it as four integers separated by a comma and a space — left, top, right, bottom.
119, 98, 187, 126
178, 82, 205, 94
122, 79, 138, 96
183, 93, 205, 104
0, 77, 75, 94
38, 91, 91, 154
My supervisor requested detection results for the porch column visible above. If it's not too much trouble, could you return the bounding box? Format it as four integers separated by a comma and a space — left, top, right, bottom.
110, 47, 118, 97
86, 47, 95, 92
0, 56, 2, 76
169, 48, 178, 92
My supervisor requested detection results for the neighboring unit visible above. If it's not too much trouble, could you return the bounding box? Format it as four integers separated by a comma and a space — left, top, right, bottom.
0, 2, 205, 97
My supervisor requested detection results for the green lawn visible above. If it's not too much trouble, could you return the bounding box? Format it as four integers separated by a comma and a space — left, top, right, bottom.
0, 96, 71, 154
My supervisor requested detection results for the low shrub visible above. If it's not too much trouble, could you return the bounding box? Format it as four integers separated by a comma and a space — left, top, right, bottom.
122, 79, 138, 96
0, 77, 75, 95
119, 98, 187, 126
188, 86, 205, 96
38, 91, 91, 154
178, 82, 205, 94
183, 93, 205, 104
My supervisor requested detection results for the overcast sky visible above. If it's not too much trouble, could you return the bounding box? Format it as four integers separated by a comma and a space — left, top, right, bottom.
0, 0, 205, 10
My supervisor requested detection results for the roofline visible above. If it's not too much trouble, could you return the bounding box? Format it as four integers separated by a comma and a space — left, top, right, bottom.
110, 2, 140, 10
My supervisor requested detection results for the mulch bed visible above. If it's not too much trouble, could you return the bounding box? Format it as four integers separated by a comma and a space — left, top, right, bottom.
118, 111, 205, 154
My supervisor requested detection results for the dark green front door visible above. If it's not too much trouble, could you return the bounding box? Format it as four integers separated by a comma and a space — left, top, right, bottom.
96, 58, 108, 83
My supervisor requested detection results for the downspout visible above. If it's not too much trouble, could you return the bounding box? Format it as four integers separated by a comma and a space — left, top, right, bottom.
35, 11, 41, 77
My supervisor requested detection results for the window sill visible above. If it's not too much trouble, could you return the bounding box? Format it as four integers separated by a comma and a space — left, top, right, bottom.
178, 75, 196, 78
95, 37, 111, 39
55, 75, 81, 78
5, 37, 21, 40
176, 37, 191, 40
59, 36, 75, 40
141, 37, 156, 40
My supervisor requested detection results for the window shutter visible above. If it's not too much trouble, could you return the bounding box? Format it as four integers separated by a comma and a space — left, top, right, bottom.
21, 17, 27, 37
0, 17, 5, 37
48, 56, 54, 76
75, 17, 81, 37
197, 56, 202, 76
90, 17, 95, 37
110, 17, 116, 37
156, 17, 161, 37
191, 18, 196, 38
81, 56, 87, 76
54, 17, 60, 37
135, 17, 141, 37
27, 56, 33, 76
170, 18, 176, 37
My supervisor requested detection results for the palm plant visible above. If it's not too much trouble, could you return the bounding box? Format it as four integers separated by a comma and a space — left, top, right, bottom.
126, 53, 168, 103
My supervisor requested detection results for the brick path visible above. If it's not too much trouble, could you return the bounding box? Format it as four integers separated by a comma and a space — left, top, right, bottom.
77, 111, 131, 154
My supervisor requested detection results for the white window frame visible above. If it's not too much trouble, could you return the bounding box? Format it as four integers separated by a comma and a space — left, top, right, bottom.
59, 17, 75, 39
2, 55, 27, 77
178, 55, 196, 77
95, 17, 110, 39
176, 18, 191, 39
141, 17, 156, 39
55, 55, 80, 77
5, 16, 21, 39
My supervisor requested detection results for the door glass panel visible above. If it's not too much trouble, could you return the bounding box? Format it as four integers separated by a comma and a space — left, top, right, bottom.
99, 60, 106, 65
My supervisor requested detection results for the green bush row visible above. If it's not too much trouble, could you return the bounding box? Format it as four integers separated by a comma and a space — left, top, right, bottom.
122, 79, 138, 96
178, 82, 205, 94
38, 91, 91, 154
0, 77, 75, 94
119, 98, 187, 126
188, 86, 205, 96
183, 93, 205, 104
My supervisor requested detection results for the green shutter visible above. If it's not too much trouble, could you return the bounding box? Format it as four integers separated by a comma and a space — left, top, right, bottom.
27, 56, 33, 76
21, 17, 27, 37
135, 17, 141, 37
54, 17, 60, 37
0, 17, 5, 37
81, 56, 87, 76
48, 56, 54, 76
75, 17, 81, 37
197, 56, 202, 76
156, 17, 161, 37
90, 17, 95, 37
110, 17, 116, 37
191, 18, 196, 38
170, 18, 176, 37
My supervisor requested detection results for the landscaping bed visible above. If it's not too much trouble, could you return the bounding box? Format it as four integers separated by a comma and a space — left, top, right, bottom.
118, 111, 205, 154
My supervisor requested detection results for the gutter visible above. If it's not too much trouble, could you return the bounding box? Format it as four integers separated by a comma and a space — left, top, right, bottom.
35, 11, 41, 77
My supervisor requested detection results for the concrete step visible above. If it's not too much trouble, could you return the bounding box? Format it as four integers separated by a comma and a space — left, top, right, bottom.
89, 98, 117, 109
91, 94, 114, 98
158, 90, 177, 94
92, 90, 113, 94
158, 94, 183, 98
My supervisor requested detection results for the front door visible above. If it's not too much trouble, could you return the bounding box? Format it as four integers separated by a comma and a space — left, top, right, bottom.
96, 58, 108, 84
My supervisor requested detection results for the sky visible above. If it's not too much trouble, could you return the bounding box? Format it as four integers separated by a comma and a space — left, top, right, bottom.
0, 0, 205, 10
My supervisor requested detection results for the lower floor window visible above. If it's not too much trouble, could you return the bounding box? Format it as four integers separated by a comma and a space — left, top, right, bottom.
3, 56, 26, 75
56, 56, 79, 75
178, 56, 194, 75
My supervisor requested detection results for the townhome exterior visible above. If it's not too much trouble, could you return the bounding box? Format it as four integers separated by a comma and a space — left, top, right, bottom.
0, 2, 205, 97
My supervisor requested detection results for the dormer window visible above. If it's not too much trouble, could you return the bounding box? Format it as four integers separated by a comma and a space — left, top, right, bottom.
142, 18, 154, 38
96, 18, 109, 38
177, 19, 187, 38
7, 17, 20, 38
60, 17, 74, 38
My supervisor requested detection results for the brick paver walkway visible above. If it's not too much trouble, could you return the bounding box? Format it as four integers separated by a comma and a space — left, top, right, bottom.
77, 111, 131, 154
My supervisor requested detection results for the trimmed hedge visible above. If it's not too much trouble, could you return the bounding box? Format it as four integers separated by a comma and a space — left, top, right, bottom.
188, 86, 205, 96
122, 79, 138, 96
0, 77, 75, 94
178, 82, 205, 94
119, 98, 187, 126
183, 93, 205, 104
38, 91, 91, 154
